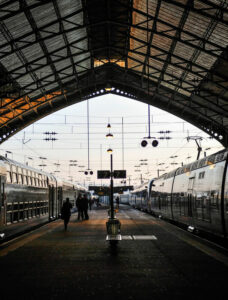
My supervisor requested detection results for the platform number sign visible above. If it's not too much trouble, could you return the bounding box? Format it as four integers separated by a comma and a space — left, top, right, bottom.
97, 170, 126, 179
113, 170, 126, 179
97, 170, 111, 179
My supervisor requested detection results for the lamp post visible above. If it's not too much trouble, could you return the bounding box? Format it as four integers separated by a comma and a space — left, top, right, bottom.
105, 125, 121, 245
106, 149, 121, 244
110, 153, 114, 219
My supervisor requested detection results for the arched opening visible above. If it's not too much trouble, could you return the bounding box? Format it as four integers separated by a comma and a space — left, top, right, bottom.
1, 94, 224, 187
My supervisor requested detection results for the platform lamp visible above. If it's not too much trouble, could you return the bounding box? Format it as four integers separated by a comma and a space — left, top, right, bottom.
105, 132, 121, 244
107, 148, 113, 153
141, 137, 159, 148
84, 170, 94, 175
106, 121, 113, 139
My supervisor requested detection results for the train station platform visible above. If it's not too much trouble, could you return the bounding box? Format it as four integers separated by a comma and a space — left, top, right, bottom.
0, 205, 228, 300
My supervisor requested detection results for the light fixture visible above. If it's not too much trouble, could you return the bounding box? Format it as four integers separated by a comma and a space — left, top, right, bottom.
107, 148, 113, 153
141, 140, 148, 147
152, 140, 159, 147
105, 83, 112, 92
106, 133, 113, 138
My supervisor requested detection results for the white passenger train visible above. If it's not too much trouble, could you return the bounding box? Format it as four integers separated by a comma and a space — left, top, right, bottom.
0, 155, 87, 240
127, 149, 228, 242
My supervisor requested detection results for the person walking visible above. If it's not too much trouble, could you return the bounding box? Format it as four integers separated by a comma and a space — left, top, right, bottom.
82, 194, 89, 220
61, 198, 72, 231
76, 193, 84, 220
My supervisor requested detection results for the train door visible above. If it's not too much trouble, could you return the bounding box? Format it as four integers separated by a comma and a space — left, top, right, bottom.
58, 187, 63, 217
223, 160, 228, 238
49, 185, 54, 219
187, 177, 195, 219
187, 194, 193, 217
0, 175, 6, 227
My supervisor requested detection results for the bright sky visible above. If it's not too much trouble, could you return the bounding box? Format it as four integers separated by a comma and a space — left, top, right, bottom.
0, 94, 224, 187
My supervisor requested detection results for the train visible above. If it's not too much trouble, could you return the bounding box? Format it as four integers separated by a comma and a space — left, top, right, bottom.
122, 148, 228, 242
0, 155, 87, 241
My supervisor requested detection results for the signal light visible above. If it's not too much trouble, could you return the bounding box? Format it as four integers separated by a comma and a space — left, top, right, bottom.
84, 171, 88, 175
141, 140, 148, 147
90, 171, 93, 175
152, 140, 159, 147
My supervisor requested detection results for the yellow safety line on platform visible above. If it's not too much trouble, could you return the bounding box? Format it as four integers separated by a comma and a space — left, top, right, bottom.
0, 220, 62, 257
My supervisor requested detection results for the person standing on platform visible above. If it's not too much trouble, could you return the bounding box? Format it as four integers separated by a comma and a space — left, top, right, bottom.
82, 194, 89, 220
61, 198, 72, 231
76, 193, 84, 220
89, 197, 93, 210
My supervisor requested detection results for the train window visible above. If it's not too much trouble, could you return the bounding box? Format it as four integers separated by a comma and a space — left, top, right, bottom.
198, 158, 207, 168
11, 165, 17, 172
210, 191, 219, 209
12, 172, 17, 184
198, 172, 205, 179
18, 174, 23, 184
6, 171, 12, 183
23, 175, 27, 185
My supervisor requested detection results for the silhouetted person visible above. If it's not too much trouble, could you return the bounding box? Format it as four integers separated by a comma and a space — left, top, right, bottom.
96, 196, 100, 207
76, 193, 84, 220
82, 194, 89, 220
116, 196, 120, 209
89, 198, 93, 210
61, 198, 72, 231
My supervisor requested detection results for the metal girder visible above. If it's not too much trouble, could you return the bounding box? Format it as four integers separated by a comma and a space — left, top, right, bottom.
161, 0, 228, 27
0, 0, 228, 147
0, 64, 227, 146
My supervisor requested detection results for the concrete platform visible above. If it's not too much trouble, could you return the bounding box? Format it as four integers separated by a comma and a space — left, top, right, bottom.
0, 205, 228, 300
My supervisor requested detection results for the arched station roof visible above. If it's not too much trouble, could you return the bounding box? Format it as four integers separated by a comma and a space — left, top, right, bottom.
0, 0, 228, 146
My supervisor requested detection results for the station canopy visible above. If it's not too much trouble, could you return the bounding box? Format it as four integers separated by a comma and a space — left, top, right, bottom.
0, 0, 228, 146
